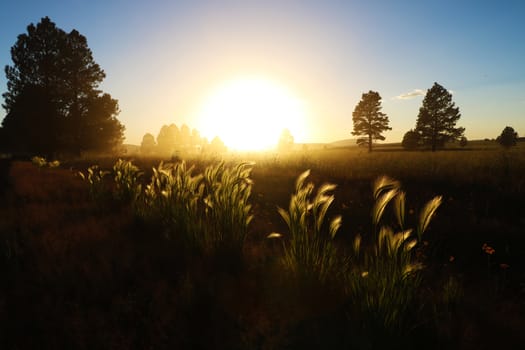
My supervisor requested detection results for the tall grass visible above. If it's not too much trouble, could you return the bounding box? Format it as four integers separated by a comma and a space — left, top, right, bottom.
270, 169, 444, 346
112, 159, 143, 202
202, 162, 254, 256
346, 176, 442, 345
276, 170, 342, 284
139, 161, 204, 248
78, 165, 110, 202
79, 159, 447, 344
82, 160, 254, 260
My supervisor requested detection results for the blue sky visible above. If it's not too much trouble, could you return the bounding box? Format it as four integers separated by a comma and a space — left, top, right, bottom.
1, 0, 524, 145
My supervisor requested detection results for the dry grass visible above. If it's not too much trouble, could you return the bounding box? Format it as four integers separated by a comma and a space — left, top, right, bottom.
1, 147, 525, 349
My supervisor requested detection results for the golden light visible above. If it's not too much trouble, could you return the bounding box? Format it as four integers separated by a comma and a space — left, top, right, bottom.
196, 77, 307, 151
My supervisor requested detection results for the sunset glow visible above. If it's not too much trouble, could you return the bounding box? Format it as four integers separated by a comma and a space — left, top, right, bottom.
196, 77, 307, 151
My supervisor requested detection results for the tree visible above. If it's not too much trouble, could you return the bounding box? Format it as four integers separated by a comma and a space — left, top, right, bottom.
351, 91, 391, 152
401, 129, 420, 150
1, 17, 124, 155
179, 124, 191, 147
140, 133, 156, 155
496, 126, 518, 149
209, 136, 227, 153
278, 128, 294, 152
156, 124, 176, 155
190, 128, 204, 150
1, 85, 60, 155
415, 82, 464, 151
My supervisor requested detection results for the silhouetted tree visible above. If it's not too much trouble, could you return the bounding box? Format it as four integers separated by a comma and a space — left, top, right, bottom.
415, 82, 464, 151
2, 17, 124, 155
278, 128, 294, 152
179, 124, 191, 147
156, 125, 176, 155
459, 136, 468, 148
2, 85, 60, 155
209, 136, 227, 153
496, 126, 518, 149
190, 128, 203, 150
140, 133, 156, 155
0, 127, 6, 151
352, 91, 391, 152
401, 129, 420, 150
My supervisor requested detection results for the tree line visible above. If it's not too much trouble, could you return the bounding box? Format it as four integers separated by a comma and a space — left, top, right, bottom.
352, 83, 519, 152
139, 124, 227, 156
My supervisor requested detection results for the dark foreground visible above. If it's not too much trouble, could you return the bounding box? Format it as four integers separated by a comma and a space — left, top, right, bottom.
1, 155, 525, 349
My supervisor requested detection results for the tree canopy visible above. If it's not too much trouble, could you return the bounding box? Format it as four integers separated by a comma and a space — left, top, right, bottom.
351, 91, 391, 152
496, 126, 518, 149
1, 17, 124, 156
140, 133, 156, 155
415, 82, 464, 151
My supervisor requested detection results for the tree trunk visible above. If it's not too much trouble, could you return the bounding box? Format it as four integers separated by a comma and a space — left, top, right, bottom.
368, 134, 372, 153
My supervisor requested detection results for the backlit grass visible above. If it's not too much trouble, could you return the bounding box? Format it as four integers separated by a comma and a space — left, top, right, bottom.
1, 146, 525, 349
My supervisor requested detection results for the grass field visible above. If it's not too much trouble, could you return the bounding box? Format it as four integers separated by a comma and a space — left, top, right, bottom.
1, 144, 525, 349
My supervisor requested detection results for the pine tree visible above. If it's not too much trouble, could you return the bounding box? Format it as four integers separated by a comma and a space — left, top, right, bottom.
352, 91, 391, 152
2, 17, 124, 155
415, 82, 464, 151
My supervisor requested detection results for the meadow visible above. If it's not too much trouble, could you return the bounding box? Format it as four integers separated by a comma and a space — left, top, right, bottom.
1, 142, 525, 349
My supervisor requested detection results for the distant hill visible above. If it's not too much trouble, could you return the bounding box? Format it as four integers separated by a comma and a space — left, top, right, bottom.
328, 139, 358, 148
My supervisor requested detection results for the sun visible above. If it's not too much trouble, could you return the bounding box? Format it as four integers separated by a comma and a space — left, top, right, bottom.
196, 77, 307, 151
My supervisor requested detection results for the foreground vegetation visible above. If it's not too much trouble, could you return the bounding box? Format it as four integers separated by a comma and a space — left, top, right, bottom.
1, 146, 525, 349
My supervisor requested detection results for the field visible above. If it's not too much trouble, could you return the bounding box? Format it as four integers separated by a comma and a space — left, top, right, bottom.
1, 143, 525, 349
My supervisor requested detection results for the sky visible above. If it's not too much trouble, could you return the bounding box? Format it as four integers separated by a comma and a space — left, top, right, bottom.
1, 0, 524, 146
